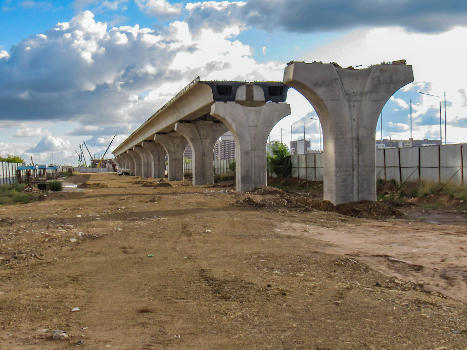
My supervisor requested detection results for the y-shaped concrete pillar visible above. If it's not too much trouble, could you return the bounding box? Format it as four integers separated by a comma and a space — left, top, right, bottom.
133, 145, 152, 178
175, 121, 227, 185
129, 148, 143, 177
284, 62, 413, 204
211, 102, 291, 191
142, 141, 166, 178
154, 133, 187, 181
125, 150, 137, 175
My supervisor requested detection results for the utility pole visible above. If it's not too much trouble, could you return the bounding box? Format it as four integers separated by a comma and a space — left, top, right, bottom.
380, 111, 383, 145
439, 101, 442, 144
444, 91, 447, 144
280, 128, 283, 144
409, 99, 413, 139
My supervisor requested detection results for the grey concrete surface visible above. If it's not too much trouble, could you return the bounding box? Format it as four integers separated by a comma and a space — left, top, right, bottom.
154, 133, 187, 181
125, 150, 139, 176
211, 101, 291, 191
133, 145, 152, 178
142, 141, 166, 178
175, 121, 227, 185
129, 148, 143, 177
284, 62, 413, 204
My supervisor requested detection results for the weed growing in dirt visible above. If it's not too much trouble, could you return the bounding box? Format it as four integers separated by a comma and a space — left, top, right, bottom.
378, 179, 466, 209
0, 184, 38, 205
47, 180, 63, 191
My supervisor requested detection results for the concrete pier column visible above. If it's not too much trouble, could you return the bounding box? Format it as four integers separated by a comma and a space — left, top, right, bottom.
211, 101, 291, 191
129, 148, 143, 177
125, 150, 138, 176
133, 145, 152, 178
142, 141, 166, 178
121, 154, 132, 173
284, 61, 413, 204
154, 133, 187, 181
175, 121, 227, 185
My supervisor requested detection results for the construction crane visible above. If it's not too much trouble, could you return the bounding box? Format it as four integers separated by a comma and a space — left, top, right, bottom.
79, 144, 87, 167
83, 141, 93, 162
75, 150, 83, 166
97, 135, 116, 169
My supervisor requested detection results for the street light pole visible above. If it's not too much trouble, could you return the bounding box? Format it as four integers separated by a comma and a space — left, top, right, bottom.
418, 91, 442, 144
444, 91, 447, 144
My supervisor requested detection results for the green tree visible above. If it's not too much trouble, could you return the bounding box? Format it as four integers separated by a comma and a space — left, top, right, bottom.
0, 155, 24, 163
267, 143, 291, 177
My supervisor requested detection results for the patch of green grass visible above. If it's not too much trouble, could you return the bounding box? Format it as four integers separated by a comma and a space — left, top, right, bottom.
47, 180, 63, 191
0, 184, 39, 205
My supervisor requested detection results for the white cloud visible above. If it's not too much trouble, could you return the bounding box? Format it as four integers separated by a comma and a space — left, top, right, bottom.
0, 50, 9, 60
27, 135, 71, 153
390, 96, 409, 110
135, 0, 182, 20
262, 46, 267, 56
15, 127, 45, 137
387, 122, 409, 131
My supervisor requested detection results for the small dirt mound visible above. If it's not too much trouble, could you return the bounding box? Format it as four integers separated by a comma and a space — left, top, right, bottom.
336, 201, 402, 218
142, 182, 172, 188
251, 187, 285, 195
77, 182, 108, 189
236, 192, 400, 218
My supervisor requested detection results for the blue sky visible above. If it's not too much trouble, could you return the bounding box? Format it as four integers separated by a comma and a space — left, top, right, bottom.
0, 0, 465, 164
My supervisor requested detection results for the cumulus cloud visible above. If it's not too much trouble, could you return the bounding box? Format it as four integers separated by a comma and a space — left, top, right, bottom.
27, 135, 72, 153
182, 0, 465, 34
66, 124, 132, 136
15, 126, 44, 137
185, 1, 246, 33
136, 0, 182, 20
390, 96, 409, 110
0, 50, 9, 60
0, 9, 287, 165
0, 11, 188, 125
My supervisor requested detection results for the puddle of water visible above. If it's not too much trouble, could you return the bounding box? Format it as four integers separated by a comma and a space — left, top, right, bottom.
62, 183, 78, 188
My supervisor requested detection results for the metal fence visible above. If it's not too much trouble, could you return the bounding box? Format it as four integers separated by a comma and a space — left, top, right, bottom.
183, 159, 235, 176
0, 162, 21, 185
291, 143, 467, 185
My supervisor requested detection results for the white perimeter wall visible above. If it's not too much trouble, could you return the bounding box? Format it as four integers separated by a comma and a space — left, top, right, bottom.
291, 143, 467, 184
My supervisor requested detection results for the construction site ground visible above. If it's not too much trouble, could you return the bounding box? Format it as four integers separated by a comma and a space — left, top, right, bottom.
0, 173, 465, 349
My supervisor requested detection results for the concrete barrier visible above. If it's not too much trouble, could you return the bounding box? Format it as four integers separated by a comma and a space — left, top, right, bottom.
292, 143, 466, 185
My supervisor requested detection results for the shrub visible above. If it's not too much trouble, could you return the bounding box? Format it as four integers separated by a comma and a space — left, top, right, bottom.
229, 160, 236, 172
48, 180, 63, 191
267, 143, 292, 177
0, 183, 37, 205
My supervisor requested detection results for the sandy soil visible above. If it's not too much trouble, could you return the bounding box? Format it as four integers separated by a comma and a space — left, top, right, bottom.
0, 173, 465, 349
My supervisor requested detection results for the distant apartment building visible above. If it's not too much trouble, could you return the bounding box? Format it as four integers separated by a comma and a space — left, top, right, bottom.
214, 131, 236, 160
290, 139, 310, 155
376, 138, 441, 148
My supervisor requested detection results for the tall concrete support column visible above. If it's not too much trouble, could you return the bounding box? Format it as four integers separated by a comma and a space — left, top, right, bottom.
124, 154, 132, 172
133, 145, 152, 178
142, 141, 166, 178
175, 121, 227, 185
125, 151, 137, 175
128, 149, 143, 177
211, 102, 291, 191
284, 62, 413, 204
154, 133, 187, 181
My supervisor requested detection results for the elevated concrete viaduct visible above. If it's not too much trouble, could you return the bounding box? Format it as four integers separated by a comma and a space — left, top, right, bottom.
113, 61, 412, 204
113, 78, 289, 190
284, 62, 413, 204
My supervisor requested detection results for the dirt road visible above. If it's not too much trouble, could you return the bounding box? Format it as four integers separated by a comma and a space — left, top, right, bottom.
0, 174, 465, 349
